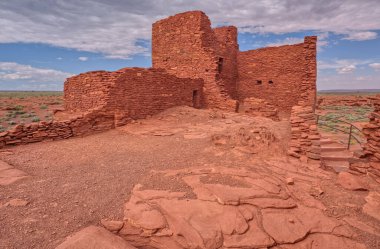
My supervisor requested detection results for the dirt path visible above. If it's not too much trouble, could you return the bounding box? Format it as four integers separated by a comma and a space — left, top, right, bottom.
0, 107, 379, 248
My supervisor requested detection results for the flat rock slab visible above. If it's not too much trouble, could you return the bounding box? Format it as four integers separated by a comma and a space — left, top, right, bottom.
363, 192, 380, 222
337, 172, 369, 191
56, 226, 137, 249
0, 160, 28, 186
113, 165, 365, 249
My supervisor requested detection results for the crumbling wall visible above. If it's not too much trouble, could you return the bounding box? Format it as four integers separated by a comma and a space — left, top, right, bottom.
238, 97, 279, 121
237, 37, 317, 115
106, 68, 203, 124
363, 100, 380, 162
64, 71, 122, 112
288, 105, 320, 160
2, 67, 204, 148
152, 11, 237, 110
351, 99, 380, 182
64, 67, 203, 125
0, 109, 114, 149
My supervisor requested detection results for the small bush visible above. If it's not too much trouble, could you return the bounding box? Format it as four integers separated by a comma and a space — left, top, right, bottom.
32, 117, 40, 122
8, 120, 16, 125
0, 125, 5, 132
15, 110, 26, 115
40, 105, 48, 110
6, 112, 16, 118
14, 105, 24, 111
20, 113, 33, 118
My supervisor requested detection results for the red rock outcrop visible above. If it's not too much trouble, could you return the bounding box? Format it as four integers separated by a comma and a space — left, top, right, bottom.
107, 164, 364, 248
56, 226, 137, 249
288, 105, 321, 160
238, 97, 279, 121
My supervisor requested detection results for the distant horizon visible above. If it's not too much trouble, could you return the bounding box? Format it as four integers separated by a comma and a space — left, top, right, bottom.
1, 88, 380, 93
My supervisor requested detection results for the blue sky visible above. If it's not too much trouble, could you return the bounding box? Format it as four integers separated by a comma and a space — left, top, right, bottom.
0, 0, 379, 91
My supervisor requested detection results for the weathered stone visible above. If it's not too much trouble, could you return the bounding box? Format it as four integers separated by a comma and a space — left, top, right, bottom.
6, 198, 29, 207
337, 172, 369, 191
262, 205, 340, 244
56, 226, 137, 249
101, 219, 124, 232
363, 192, 380, 222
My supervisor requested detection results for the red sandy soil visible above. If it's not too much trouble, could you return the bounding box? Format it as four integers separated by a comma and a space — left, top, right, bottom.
0, 95, 63, 132
0, 107, 379, 248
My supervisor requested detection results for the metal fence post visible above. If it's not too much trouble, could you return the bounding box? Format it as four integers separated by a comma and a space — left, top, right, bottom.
347, 125, 353, 150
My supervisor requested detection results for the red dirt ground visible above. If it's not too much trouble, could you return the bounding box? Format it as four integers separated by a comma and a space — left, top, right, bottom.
0, 94, 63, 132
0, 106, 379, 248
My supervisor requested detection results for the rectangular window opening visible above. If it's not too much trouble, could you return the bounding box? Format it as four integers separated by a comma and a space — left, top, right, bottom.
217, 58, 224, 74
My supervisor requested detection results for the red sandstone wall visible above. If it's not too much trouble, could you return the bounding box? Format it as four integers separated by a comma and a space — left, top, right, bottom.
152, 11, 237, 110
0, 109, 115, 149
213, 26, 239, 99
238, 97, 279, 121
64, 71, 122, 112
64, 67, 204, 126
106, 68, 203, 121
288, 105, 320, 160
237, 37, 317, 115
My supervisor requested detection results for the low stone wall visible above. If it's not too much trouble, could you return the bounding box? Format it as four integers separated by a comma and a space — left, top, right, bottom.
238, 97, 279, 121
288, 105, 320, 160
0, 109, 114, 149
356, 100, 380, 180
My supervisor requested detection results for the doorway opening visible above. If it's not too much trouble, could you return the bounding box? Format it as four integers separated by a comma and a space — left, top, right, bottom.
192, 90, 200, 108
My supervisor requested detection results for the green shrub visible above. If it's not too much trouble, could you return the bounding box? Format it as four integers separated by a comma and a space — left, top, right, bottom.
14, 105, 24, 111
40, 105, 48, 110
20, 113, 33, 118
32, 117, 40, 122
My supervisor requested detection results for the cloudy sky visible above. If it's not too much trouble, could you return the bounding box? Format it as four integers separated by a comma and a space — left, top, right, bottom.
0, 0, 379, 91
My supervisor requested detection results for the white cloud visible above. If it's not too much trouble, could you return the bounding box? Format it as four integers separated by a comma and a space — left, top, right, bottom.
78, 56, 88, 61
369, 63, 380, 71
266, 33, 329, 51
337, 64, 356, 74
342, 31, 377, 41
266, 37, 304, 47
0, 1, 379, 59
318, 59, 372, 70
0, 62, 74, 83
318, 72, 380, 90
56, 57, 63, 60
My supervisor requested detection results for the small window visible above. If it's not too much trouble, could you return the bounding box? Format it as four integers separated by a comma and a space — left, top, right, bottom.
256, 80, 262, 85
268, 80, 273, 84
217, 57, 224, 73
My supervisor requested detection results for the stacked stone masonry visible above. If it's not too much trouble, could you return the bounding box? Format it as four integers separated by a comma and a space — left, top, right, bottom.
238, 97, 280, 121
0, 109, 114, 149
363, 99, 380, 170
238, 36, 317, 114
288, 105, 321, 160
152, 11, 317, 114
0, 11, 318, 148
152, 11, 239, 110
